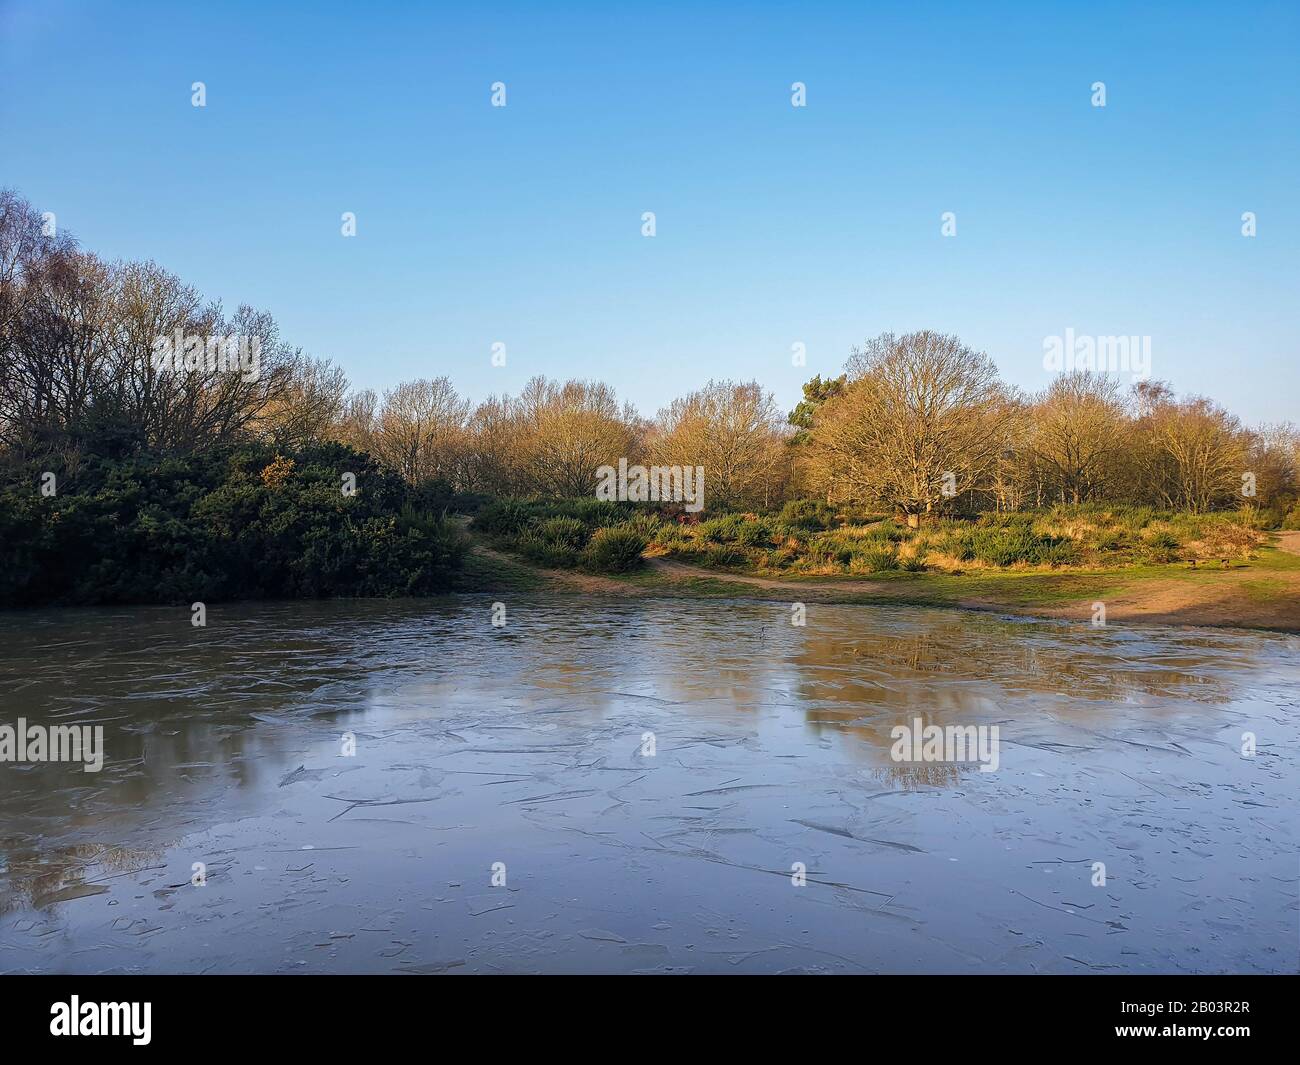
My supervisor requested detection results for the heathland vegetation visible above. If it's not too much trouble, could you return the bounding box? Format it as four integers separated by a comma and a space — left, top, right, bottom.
3, 188, 1297, 608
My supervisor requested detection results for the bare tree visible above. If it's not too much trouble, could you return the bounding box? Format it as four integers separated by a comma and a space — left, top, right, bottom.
514, 377, 638, 496
258, 355, 350, 451
652, 380, 788, 510
1028, 371, 1129, 504
808, 331, 1015, 523
372, 377, 469, 483
335, 388, 379, 454
1137, 393, 1248, 512
1246, 422, 1300, 509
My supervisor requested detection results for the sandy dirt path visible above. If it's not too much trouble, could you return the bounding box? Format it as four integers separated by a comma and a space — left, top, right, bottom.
648, 557, 901, 594
1274, 530, 1300, 556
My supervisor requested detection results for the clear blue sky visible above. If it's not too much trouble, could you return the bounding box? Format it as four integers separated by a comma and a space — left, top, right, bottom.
3, 0, 1296, 425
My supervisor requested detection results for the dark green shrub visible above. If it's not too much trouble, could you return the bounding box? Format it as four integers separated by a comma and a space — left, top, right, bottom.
940, 527, 979, 561
619, 512, 665, 540
567, 497, 633, 529
474, 499, 533, 535
733, 519, 772, 547
778, 499, 836, 530
1038, 540, 1081, 566
956, 524, 1078, 567
698, 513, 749, 542
766, 547, 797, 568
856, 524, 898, 548
978, 511, 1036, 531
516, 532, 581, 569
770, 521, 810, 545
535, 516, 587, 549
701, 544, 746, 568
653, 519, 687, 545
0, 442, 464, 605
1118, 507, 1156, 532
858, 547, 898, 572
582, 526, 648, 572
802, 538, 839, 565
1139, 530, 1181, 563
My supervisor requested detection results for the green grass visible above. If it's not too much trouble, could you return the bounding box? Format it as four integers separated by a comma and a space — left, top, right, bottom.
453, 545, 547, 592
1255, 542, 1300, 571
1242, 578, 1288, 603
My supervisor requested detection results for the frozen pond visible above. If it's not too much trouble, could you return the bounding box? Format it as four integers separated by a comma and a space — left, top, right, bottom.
1, 596, 1297, 973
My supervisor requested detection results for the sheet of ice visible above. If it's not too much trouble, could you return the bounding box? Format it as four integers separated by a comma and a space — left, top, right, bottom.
1, 596, 1296, 973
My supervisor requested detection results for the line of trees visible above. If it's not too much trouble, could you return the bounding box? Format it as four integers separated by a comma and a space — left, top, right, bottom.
333, 377, 793, 511
796, 333, 1299, 522
4, 188, 1297, 529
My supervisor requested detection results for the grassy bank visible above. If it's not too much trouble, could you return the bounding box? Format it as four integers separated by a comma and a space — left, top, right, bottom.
475, 498, 1273, 577
655, 502, 1268, 575
465, 498, 1300, 631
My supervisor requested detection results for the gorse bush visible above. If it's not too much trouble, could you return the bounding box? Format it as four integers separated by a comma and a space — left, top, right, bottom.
856, 546, 898, 573
582, 526, 648, 572
0, 442, 464, 606
652, 519, 688, 546
475, 496, 660, 570
1138, 529, 1181, 564
474, 499, 533, 536
474, 496, 636, 537
977, 511, 1035, 530
566, 497, 633, 528
733, 519, 772, 547
699, 513, 750, 543
1037, 540, 1081, 566
922, 521, 1078, 567
514, 531, 581, 569
976, 528, 1056, 566
778, 498, 836, 530
701, 543, 747, 568
1143, 530, 1180, 549
619, 512, 665, 540
800, 539, 840, 566
535, 516, 588, 549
